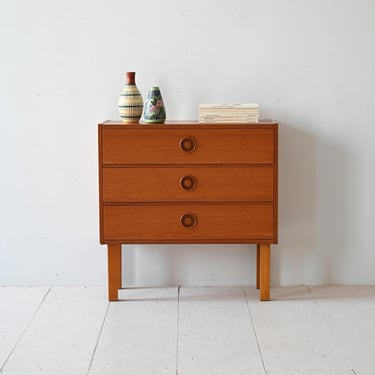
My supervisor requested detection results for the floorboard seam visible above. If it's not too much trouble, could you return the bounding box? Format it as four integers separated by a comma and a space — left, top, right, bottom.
307, 285, 354, 367
243, 287, 268, 375
86, 301, 110, 375
0, 286, 51, 374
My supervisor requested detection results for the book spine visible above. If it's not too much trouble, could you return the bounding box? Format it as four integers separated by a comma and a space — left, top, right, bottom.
199, 118, 259, 123
199, 103, 259, 109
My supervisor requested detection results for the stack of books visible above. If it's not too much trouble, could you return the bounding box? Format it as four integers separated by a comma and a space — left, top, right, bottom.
199, 103, 259, 123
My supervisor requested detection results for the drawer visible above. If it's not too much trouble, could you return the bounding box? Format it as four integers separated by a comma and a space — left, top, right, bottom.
101, 128, 275, 164
102, 166, 274, 202
103, 204, 274, 242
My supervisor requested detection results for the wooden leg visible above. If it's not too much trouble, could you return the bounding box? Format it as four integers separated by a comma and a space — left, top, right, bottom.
107, 244, 122, 301
259, 243, 270, 301
256, 244, 260, 289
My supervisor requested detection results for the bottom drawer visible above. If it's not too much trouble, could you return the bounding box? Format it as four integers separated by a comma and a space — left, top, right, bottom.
102, 204, 274, 243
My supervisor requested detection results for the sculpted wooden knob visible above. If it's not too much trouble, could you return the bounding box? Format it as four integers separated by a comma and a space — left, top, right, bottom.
180, 137, 197, 152
180, 175, 197, 191
180, 213, 197, 228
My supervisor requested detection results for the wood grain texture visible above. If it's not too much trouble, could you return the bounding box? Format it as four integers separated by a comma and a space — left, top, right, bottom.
98, 122, 278, 301
273, 124, 279, 242
98, 126, 104, 244
256, 244, 260, 289
102, 165, 274, 203
259, 243, 270, 301
101, 128, 275, 165
107, 244, 122, 301
103, 204, 274, 242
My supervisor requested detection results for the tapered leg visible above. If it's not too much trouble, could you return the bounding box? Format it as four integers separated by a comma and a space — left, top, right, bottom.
256, 244, 260, 289
107, 244, 122, 301
259, 243, 270, 301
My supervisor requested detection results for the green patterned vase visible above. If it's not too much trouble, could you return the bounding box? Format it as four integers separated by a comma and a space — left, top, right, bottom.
143, 86, 166, 124
118, 72, 143, 123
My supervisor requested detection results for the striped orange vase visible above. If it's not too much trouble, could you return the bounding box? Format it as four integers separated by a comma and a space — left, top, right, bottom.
118, 72, 143, 123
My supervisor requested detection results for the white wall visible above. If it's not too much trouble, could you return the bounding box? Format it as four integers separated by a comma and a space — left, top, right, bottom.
1, 0, 375, 286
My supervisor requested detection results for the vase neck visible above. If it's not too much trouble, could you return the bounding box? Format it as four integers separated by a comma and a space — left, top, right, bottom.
126, 72, 136, 85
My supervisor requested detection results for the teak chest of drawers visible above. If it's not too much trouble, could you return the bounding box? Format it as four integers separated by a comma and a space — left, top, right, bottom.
98, 120, 278, 301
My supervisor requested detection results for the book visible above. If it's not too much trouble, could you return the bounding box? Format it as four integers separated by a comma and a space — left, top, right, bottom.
199, 103, 259, 109
199, 103, 259, 123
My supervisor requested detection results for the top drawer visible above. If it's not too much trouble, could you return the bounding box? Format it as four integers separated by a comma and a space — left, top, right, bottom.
100, 127, 275, 164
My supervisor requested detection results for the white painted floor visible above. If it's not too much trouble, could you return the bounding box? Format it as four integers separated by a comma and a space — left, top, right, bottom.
0, 286, 374, 375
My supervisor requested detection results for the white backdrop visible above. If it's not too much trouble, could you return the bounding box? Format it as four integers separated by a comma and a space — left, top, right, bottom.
1, 0, 375, 286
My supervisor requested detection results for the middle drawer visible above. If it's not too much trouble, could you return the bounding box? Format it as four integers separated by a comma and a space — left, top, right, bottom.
102, 166, 273, 203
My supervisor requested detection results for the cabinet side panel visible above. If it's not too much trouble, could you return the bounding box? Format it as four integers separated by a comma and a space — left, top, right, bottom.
98, 125, 104, 244
273, 124, 278, 244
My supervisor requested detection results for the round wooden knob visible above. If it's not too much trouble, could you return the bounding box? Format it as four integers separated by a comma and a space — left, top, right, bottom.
180, 213, 197, 228
180, 175, 197, 191
180, 137, 197, 152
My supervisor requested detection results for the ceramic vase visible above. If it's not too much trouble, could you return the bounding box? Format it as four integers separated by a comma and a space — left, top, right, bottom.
118, 72, 143, 123
143, 86, 166, 124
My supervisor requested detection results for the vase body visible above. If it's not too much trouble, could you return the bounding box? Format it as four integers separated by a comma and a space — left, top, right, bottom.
143, 86, 166, 124
118, 72, 143, 123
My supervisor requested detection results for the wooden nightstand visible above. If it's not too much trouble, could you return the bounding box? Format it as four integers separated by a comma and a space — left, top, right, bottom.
98, 121, 278, 301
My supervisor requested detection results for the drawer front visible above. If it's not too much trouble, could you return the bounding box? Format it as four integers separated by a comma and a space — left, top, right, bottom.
103, 204, 274, 242
102, 166, 274, 202
101, 128, 275, 164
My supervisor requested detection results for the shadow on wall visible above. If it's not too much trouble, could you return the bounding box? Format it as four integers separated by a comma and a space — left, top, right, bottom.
315, 130, 362, 284
275, 121, 358, 286
122, 243, 255, 287
122, 244, 181, 287
273, 121, 318, 285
